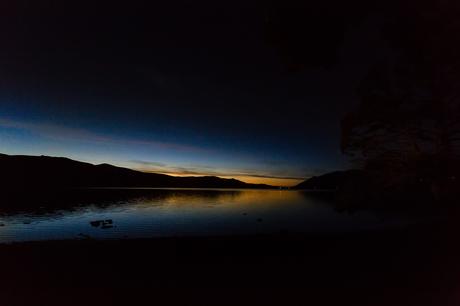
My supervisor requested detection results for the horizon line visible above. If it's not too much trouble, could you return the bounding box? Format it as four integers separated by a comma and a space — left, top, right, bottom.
0, 152, 307, 187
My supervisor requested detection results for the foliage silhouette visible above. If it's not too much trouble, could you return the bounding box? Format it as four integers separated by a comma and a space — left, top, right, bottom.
341, 2, 460, 204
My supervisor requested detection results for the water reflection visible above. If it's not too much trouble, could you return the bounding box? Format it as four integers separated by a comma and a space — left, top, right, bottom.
0, 189, 413, 243
0, 188, 244, 216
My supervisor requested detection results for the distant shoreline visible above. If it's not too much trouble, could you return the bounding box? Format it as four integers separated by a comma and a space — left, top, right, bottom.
0, 153, 277, 189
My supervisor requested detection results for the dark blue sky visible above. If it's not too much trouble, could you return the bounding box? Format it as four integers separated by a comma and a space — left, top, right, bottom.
0, 0, 386, 185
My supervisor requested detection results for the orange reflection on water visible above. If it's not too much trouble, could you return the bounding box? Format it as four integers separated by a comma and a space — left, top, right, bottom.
136, 189, 306, 214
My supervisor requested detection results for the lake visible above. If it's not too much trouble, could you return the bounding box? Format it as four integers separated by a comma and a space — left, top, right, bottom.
0, 188, 416, 243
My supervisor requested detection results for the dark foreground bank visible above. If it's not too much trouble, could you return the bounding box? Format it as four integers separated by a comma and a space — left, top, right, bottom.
1, 221, 460, 306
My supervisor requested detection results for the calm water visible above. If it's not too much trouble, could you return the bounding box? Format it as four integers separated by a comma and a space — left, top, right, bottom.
0, 189, 415, 243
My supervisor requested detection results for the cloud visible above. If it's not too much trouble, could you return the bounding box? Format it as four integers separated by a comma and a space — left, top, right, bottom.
131, 161, 219, 176
0, 117, 207, 153
238, 173, 306, 180
0, 117, 308, 186
130, 159, 306, 181
130, 160, 167, 167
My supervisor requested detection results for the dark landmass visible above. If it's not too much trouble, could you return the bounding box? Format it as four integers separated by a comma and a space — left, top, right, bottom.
0, 153, 273, 190
295, 169, 459, 213
294, 169, 363, 190
1, 218, 460, 306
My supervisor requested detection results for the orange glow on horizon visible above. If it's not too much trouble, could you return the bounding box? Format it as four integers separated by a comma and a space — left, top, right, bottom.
141, 170, 303, 187
222, 176, 302, 187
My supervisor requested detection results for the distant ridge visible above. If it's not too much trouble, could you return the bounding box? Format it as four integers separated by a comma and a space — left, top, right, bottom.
294, 170, 363, 190
0, 153, 273, 190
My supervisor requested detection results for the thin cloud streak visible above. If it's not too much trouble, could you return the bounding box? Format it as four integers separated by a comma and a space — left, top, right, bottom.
0, 117, 308, 186
0, 117, 209, 153
130, 160, 306, 181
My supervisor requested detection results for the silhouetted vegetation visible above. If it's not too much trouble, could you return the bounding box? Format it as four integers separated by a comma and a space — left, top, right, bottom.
339, 2, 460, 209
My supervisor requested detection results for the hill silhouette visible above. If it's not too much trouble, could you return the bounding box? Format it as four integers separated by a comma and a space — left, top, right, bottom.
294, 170, 363, 190
0, 153, 273, 190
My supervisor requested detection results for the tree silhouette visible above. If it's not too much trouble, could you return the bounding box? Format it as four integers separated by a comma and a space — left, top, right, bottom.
341, 1, 460, 198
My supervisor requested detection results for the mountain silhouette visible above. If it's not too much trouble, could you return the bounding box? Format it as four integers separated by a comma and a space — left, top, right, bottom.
294, 170, 363, 190
0, 153, 273, 190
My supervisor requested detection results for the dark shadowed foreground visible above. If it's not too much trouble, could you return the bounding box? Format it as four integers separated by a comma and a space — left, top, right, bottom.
1, 219, 460, 306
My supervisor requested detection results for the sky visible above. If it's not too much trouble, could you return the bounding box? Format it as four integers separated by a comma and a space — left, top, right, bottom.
0, 0, 390, 186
